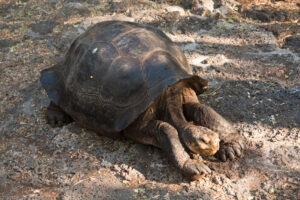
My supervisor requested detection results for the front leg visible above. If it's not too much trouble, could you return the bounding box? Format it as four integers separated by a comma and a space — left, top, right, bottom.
124, 120, 211, 180
46, 101, 73, 127
183, 102, 245, 161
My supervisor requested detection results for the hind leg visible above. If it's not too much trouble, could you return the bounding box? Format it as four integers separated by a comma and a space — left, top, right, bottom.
183, 102, 245, 161
46, 102, 73, 127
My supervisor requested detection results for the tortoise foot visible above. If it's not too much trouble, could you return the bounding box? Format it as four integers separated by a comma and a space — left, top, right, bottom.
216, 139, 245, 162
46, 102, 73, 127
181, 159, 211, 180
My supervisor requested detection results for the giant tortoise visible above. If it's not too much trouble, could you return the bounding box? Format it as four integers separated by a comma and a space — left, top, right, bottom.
40, 20, 244, 180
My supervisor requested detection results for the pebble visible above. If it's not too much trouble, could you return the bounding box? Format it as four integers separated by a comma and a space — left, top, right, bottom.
226, 186, 236, 196
242, 9, 270, 22
0, 39, 17, 49
284, 35, 300, 53
113, 165, 121, 172
29, 21, 59, 35
62, 2, 90, 17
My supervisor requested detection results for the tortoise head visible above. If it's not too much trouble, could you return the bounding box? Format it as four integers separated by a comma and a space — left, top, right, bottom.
181, 125, 220, 156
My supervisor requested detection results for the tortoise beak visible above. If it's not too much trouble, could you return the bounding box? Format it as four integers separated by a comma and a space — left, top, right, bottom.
211, 138, 220, 152
200, 138, 220, 156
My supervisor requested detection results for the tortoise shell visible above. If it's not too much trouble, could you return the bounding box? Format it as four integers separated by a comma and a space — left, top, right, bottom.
40, 21, 207, 135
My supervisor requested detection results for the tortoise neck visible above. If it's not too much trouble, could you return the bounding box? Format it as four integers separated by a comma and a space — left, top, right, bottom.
157, 81, 199, 129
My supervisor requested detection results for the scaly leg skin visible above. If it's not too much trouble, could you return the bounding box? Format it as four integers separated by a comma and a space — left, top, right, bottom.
183, 102, 245, 161
46, 101, 73, 127
124, 120, 211, 180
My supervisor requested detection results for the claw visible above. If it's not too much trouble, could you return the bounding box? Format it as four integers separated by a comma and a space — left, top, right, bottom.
202, 163, 211, 174
233, 143, 242, 157
227, 150, 235, 161
237, 140, 245, 149
182, 159, 211, 180
46, 103, 73, 127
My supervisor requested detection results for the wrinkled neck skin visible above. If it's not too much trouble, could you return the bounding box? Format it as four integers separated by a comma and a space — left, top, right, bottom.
156, 81, 198, 129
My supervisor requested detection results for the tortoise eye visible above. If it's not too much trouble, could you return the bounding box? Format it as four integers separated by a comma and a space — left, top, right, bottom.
199, 138, 206, 144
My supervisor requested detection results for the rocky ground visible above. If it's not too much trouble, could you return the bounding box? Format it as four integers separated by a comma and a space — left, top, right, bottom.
0, 0, 299, 199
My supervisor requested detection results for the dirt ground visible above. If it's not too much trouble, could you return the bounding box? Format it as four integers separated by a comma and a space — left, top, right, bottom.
0, 0, 299, 199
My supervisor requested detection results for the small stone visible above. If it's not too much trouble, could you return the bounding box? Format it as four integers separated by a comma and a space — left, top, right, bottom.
163, 193, 170, 200
202, 0, 215, 12
284, 35, 300, 53
215, 5, 233, 18
0, 39, 17, 49
33, 189, 40, 194
29, 21, 59, 35
164, 5, 185, 16
62, 2, 90, 17
124, 173, 132, 181
113, 165, 121, 172
92, 48, 98, 54
269, 115, 276, 125
268, 187, 274, 194
226, 186, 236, 196
242, 9, 270, 22
247, 92, 251, 98
24, 31, 42, 40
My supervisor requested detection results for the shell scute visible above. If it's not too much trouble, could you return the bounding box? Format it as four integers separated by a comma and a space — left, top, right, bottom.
93, 22, 131, 42
143, 51, 191, 89
75, 41, 119, 87
114, 30, 162, 57
100, 56, 147, 108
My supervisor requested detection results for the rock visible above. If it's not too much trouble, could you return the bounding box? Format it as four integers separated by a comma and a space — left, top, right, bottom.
242, 9, 270, 22
0, 39, 17, 49
226, 186, 236, 196
29, 21, 59, 35
215, 5, 234, 18
284, 35, 300, 53
180, 0, 194, 9
128, 168, 145, 180
23, 31, 42, 40
202, 0, 215, 12
163, 5, 185, 16
241, 5, 292, 23
62, 2, 90, 17
113, 165, 121, 172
